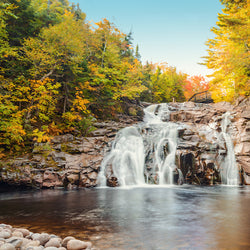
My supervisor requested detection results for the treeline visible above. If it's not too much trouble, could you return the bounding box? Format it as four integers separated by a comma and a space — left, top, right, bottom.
0, 0, 187, 153
204, 0, 249, 102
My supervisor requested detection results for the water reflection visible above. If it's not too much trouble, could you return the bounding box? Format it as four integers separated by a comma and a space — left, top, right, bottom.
0, 186, 249, 249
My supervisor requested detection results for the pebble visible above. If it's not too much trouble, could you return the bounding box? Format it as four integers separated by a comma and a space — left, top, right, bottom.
26, 247, 44, 250
38, 233, 51, 246
0, 224, 93, 250
6, 237, 23, 248
12, 231, 23, 238
25, 240, 41, 248
62, 237, 75, 248
0, 243, 15, 250
45, 238, 61, 248
15, 229, 30, 237
67, 240, 92, 250
21, 238, 31, 247
0, 232, 11, 239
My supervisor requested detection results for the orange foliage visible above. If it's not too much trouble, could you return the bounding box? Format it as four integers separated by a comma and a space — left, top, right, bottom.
184, 75, 209, 100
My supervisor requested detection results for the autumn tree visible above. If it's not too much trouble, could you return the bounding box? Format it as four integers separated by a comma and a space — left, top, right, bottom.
0, 0, 189, 155
204, 0, 250, 102
149, 63, 186, 103
85, 19, 146, 117
184, 75, 209, 100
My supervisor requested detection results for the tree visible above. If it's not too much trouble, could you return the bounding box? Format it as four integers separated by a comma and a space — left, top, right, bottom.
184, 75, 209, 100
150, 63, 186, 103
204, 0, 250, 102
135, 44, 141, 61
0, 2, 17, 72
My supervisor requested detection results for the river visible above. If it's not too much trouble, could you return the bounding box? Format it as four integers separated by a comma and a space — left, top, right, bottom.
0, 185, 250, 249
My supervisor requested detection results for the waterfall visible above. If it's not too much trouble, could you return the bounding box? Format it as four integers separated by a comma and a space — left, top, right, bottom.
221, 112, 239, 185
98, 126, 145, 187
98, 104, 180, 187
98, 103, 240, 187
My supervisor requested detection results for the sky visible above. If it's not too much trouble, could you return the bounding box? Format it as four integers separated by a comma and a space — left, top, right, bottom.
72, 0, 223, 77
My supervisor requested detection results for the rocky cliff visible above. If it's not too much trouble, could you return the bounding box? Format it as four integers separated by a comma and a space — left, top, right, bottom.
0, 98, 249, 189
0, 115, 142, 189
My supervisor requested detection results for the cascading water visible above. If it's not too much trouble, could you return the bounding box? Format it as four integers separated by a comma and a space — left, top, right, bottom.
99, 104, 181, 187
220, 112, 239, 185
98, 103, 240, 187
98, 126, 145, 186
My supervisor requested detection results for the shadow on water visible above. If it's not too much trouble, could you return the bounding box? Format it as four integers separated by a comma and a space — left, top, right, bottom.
0, 185, 250, 249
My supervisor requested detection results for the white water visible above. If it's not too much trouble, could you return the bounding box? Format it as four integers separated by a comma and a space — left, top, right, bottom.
221, 112, 239, 185
98, 104, 239, 187
98, 126, 145, 186
99, 104, 179, 187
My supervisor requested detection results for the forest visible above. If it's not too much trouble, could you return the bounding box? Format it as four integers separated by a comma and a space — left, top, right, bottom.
0, 0, 249, 155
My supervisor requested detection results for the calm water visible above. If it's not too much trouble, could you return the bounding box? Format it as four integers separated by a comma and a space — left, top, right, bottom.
0, 185, 250, 249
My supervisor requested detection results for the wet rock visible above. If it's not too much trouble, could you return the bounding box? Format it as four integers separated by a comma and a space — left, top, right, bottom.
66, 174, 80, 185
106, 176, 119, 187
87, 172, 98, 180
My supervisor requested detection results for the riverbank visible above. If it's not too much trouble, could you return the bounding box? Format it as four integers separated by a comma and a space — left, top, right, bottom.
0, 224, 93, 250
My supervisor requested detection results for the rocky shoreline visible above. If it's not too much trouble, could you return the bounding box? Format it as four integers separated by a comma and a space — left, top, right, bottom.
0, 224, 93, 250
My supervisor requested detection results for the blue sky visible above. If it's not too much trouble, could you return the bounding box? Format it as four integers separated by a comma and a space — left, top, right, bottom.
72, 0, 222, 77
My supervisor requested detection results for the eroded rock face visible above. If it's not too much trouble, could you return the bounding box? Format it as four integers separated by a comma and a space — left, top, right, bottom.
172, 99, 250, 185
0, 115, 141, 189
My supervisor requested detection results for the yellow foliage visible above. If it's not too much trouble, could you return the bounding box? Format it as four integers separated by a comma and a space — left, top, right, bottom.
32, 129, 51, 143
